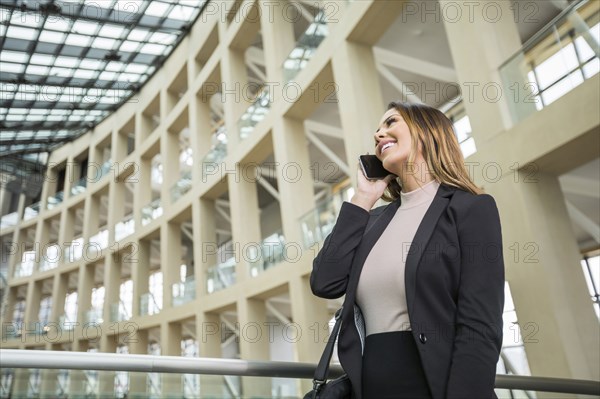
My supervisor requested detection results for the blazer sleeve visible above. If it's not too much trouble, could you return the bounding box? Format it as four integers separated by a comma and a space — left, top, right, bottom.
309, 201, 371, 299
446, 194, 505, 398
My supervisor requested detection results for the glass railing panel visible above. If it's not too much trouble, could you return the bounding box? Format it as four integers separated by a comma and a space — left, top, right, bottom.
139, 293, 162, 316
201, 141, 228, 182
237, 86, 272, 140
0, 211, 19, 229
46, 190, 64, 210
39, 244, 61, 272
283, 9, 330, 82
13, 252, 36, 278
64, 236, 84, 263
97, 159, 113, 181
171, 277, 196, 306
89, 228, 109, 255
114, 215, 135, 242
84, 308, 104, 324
141, 199, 163, 226
170, 170, 193, 203
58, 314, 77, 331
110, 301, 131, 322
499, 0, 599, 124
70, 176, 87, 196
206, 257, 236, 294
249, 231, 286, 277
23, 202, 41, 221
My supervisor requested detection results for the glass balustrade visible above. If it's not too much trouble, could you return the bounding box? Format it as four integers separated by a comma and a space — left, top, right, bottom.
139, 293, 162, 316
46, 190, 64, 210
64, 236, 84, 263
141, 199, 163, 226
201, 127, 228, 181
59, 314, 76, 331
171, 277, 196, 306
237, 86, 271, 140
206, 257, 236, 294
84, 308, 103, 324
96, 159, 113, 181
114, 215, 135, 242
499, 0, 599, 124
249, 231, 286, 277
170, 170, 192, 203
12, 251, 36, 278
110, 301, 131, 322
70, 176, 87, 196
283, 9, 330, 82
23, 202, 41, 221
88, 228, 109, 257
299, 185, 355, 248
0, 211, 18, 229
38, 244, 61, 272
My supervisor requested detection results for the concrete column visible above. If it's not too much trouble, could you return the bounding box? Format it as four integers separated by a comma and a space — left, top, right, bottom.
161, 321, 183, 397
40, 167, 57, 213
49, 273, 68, 326
0, 185, 8, 215
227, 163, 261, 282
23, 280, 42, 333
193, 198, 217, 296
440, 0, 532, 136
289, 276, 332, 393
63, 155, 76, 201
259, 0, 295, 88
34, 219, 50, 272
68, 340, 89, 396
219, 44, 248, 150
132, 240, 150, 318
101, 254, 121, 338
331, 40, 385, 190
189, 93, 212, 184
76, 263, 95, 325
134, 155, 151, 230
485, 172, 600, 384
108, 181, 125, 244
161, 128, 180, 207
161, 222, 182, 310
197, 311, 223, 396
237, 297, 271, 397
128, 328, 149, 397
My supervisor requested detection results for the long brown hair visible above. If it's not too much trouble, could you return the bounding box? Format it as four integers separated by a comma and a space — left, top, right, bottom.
381, 101, 484, 202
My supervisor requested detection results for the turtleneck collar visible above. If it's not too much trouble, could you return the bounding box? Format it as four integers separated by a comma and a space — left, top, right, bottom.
399, 179, 440, 209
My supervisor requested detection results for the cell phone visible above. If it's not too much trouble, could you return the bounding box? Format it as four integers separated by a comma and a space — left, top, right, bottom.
359, 155, 393, 180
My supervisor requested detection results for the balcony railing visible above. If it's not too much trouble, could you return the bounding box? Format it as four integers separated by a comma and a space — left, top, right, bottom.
201, 126, 228, 180
64, 236, 84, 263
249, 231, 286, 277
170, 170, 192, 203
237, 86, 271, 140
46, 190, 64, 210
499, 0, 599, 124
38, 244, 61, 272
139, 292, 162, 316
114, 215, 135, 242
110, 301, 131, 322
299, 184, 355, 249
59, 314, 76, 331
141, 199, 163, 226
13, 253, 36, 278
88, 228, 109, 255
0, 211, 18, 229
2, 350, 599, 398
84, 308, 103, 324
70, 176, 87, 196
171, 277, 196, 306
23, 202, 41, 221
206, 257, 236, 294
282, 9, 330, 82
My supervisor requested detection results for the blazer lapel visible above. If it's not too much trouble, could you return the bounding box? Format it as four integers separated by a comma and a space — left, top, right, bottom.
405, 183, 454, 317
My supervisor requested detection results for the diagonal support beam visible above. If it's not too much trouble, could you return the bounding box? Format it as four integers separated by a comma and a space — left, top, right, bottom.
305, 129, 350, 176
373, 47, 457, 82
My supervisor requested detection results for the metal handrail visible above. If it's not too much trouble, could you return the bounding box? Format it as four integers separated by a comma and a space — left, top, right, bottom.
1, 350, 599, 395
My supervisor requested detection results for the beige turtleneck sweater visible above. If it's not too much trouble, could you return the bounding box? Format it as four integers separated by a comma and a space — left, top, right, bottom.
355, 179, 441, 336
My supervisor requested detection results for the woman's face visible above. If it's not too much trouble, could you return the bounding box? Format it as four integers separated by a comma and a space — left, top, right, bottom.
373, 108, 416, 176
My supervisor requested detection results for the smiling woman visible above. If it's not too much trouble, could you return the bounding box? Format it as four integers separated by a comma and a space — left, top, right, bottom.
310, 101, 504, 399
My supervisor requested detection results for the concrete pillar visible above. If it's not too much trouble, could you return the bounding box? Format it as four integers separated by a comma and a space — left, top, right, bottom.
132, 240, 150, 318
49, 273, 68, 327
485, 172, 600, 384
161, 222, 182, 310
101, 253, 121, 333
227, 163, 261, 283
237, 297, 271, 397
331, 40, 386, 190
189, 93, 212, 184
161, 321, 183, 397
219, 41, 248, 150
129, 328, 149, 398
440, 0, 532, 136
197, 311, 223, 396
23, 280, 42, 334
63, 155, 76, 201
134, 155, 152, 229
193, 198, 217, 296
161, 126, 180, 207
76, 264, 95, 325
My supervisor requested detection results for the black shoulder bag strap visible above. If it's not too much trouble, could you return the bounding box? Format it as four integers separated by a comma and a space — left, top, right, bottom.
312, 306, 344, 391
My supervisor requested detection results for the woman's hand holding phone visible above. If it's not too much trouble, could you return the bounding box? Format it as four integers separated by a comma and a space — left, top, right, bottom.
351, 153, 396, 211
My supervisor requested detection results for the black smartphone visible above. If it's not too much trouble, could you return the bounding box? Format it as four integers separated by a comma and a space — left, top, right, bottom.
359, 155, 393, 180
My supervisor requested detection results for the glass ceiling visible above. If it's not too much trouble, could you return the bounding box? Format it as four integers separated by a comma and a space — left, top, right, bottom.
0, 0, 208, 161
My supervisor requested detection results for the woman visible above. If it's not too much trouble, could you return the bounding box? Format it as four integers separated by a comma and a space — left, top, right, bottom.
310, 101, 505, 399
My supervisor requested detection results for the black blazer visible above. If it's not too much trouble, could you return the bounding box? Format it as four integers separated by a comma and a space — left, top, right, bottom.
310, 182, 505, 399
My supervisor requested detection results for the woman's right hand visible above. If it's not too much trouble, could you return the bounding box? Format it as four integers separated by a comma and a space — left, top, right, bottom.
350, 159, 396, 211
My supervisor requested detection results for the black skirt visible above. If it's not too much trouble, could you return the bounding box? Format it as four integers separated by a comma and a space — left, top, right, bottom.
361, 331, 433, 399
